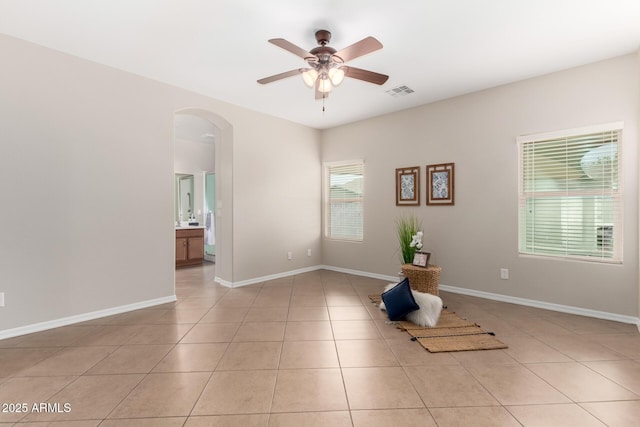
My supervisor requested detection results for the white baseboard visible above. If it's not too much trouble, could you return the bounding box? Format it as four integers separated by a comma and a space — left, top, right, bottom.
439, 284, 640, 327
0, 295, 177, 340
215, 265, 398, 289
321, 265, 640, 328
320, 265, 400, 283
214, 265, 324, 288
6, 265, 638, 340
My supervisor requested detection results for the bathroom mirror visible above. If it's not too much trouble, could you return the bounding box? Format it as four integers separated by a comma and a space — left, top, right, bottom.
175, 174, 194, 223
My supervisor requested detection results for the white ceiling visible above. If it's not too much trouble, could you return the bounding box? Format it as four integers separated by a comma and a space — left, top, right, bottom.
2, 0, 640, 130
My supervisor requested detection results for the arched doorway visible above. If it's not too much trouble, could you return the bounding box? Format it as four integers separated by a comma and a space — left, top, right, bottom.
174, 108, 233, 284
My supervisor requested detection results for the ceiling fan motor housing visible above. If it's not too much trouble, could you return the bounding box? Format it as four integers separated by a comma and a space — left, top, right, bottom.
311, 30, 341, 64
309, 47, 337, 64
315, 30, 331, 45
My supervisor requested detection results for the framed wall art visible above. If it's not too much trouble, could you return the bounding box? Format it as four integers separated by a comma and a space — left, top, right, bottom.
427, 163, 454, 205
396, 166, 420, 206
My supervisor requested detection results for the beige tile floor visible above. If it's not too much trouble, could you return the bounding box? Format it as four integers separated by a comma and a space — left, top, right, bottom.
1, 262, 640, 426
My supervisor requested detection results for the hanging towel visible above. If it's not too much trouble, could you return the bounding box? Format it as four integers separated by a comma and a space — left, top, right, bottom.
205, 211, 215, 245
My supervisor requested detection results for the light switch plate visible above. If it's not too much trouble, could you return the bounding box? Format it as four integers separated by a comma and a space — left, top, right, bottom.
0, 292, 4, 307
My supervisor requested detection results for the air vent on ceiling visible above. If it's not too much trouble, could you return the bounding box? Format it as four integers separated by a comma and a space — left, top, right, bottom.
385, 85, 415, 98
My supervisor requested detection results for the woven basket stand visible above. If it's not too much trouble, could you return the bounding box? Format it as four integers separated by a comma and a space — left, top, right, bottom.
401, 264, 441, 296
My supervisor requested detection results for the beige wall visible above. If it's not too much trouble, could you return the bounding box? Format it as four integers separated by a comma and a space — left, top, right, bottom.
232, 115, 322, 282
322, 54, 639, 317
0, 34, 321, 334
1, 32, 636, 336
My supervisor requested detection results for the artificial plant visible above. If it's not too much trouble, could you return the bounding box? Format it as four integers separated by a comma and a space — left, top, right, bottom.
395, 214, 423, 264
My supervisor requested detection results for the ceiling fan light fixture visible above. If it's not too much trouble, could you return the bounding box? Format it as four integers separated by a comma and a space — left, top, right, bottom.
301, 68, 318, 88
328, 67, 345, 86
317, 77, 333, 93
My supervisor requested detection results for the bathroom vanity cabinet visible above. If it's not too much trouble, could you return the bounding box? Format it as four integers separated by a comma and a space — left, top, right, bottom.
176, 228, 204, 267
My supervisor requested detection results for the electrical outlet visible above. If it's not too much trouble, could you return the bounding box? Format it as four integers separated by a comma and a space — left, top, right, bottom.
0, 292, 4, 307
287, 251, 293, 260
500, 268, 509, 280
307, 249, 312, 257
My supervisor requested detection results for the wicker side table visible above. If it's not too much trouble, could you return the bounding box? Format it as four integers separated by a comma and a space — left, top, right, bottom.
401, 264, 441, 296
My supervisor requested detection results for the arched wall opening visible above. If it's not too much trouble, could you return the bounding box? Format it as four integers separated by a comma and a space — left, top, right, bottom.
174, 108, 233, 284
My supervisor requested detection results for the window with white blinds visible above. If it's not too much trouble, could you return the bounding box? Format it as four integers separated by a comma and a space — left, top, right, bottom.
518, 123, 623, 263
325, 161, 364, 241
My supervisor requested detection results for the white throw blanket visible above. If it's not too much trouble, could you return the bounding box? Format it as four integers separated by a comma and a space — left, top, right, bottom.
379, 282, 443, 327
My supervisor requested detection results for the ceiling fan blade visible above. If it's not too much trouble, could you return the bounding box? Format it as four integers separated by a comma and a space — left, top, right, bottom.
344, 66, 389, 85
268, 38, 314, 60
333, 36, 383, 63
257, 69, 302, 84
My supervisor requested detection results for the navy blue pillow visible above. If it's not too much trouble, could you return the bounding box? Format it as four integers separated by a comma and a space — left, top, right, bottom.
381, 278, 420, 321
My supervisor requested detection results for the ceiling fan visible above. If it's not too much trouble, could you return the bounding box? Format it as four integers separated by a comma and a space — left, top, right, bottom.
257, 30, 389, 99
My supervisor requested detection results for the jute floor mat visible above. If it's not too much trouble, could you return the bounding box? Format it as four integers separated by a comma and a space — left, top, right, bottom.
368, 294, 508, 353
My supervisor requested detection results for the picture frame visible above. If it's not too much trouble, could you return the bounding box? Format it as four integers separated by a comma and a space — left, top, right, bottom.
395, 166, 420, 206
412, 251, 430, 267
427, 163, 455, 205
